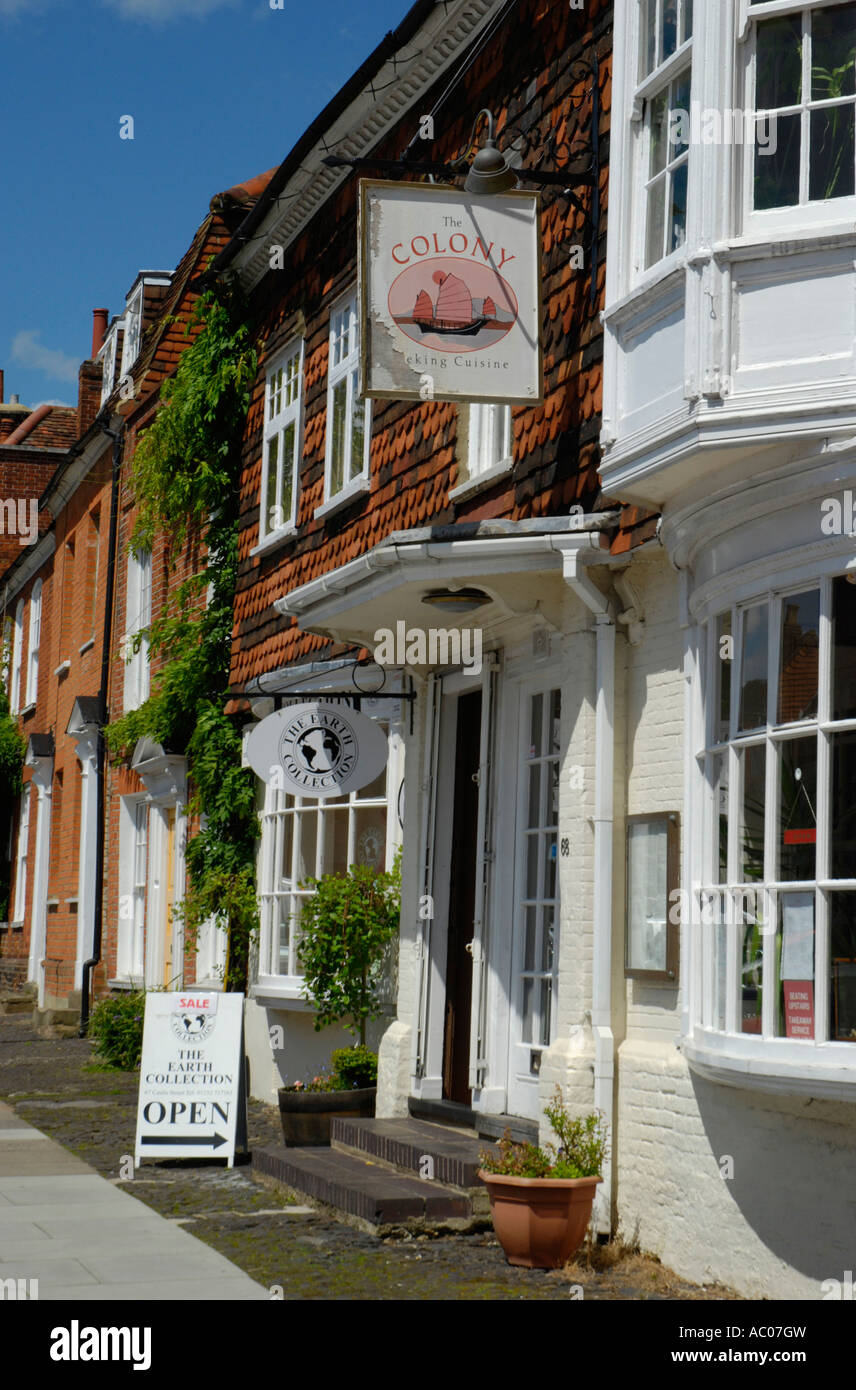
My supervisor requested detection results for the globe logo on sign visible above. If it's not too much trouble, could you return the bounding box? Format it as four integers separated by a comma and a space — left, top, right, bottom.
295, 726, 343, 775
170, 1010, 216, 1042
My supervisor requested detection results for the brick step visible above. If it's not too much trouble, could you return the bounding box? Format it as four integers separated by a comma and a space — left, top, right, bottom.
331, 1117, 496, 1190
0, 989, 36, 1016
252, 1144, 485, 1234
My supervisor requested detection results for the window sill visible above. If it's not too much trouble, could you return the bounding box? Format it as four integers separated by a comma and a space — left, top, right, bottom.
78, 638, 95, 656
249, 524, 297, 559
252, 976, 313, 1009
681, 1030, 856, 1103
54, 660, 70, 678
450, 457, 514, 504
107, 977, 143, 992
314, 476, 370, 522
20, 703, 36, 719
190, 977, 225, 992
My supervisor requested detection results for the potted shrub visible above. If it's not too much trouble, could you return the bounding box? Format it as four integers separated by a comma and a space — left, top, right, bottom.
478, 1086, 608, 1269
277, 854, 400, 1146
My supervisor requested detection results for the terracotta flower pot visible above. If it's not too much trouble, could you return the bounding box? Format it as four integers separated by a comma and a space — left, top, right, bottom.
277, 1086, 376, 1146
478, 1169, 603, 1269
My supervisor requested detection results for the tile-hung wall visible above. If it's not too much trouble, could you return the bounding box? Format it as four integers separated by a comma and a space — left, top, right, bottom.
604, 0, 856, 1296
224, 0, 619, 1104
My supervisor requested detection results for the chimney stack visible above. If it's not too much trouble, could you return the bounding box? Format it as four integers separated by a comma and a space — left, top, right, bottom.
10, 394, 19, 405
91, 308, 109, 359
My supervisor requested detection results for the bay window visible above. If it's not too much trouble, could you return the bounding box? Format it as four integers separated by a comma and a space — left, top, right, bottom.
635, 0, 694, 272
695, 573, 856, 1059
746, 1, 856, 217
260, 339, 303, 542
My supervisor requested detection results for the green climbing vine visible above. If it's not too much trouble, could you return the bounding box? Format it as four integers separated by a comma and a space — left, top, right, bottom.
105, 281, 259, 990
0, 680, 25, 922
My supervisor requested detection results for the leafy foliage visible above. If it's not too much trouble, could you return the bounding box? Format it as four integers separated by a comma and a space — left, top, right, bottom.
0, 681, 25, 921
480, 1086, 608, 1179
297, 853, 402, 1044
331, 1044, 378, 1090
89, 991, 146, 1071
104, 284, 259, 989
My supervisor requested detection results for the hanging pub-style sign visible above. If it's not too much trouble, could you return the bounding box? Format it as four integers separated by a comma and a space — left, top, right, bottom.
244, 702, 389, 798
359, 180, 543, 406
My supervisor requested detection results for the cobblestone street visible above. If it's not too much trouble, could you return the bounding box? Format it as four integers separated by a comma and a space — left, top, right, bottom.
0, 1017, 739, 1301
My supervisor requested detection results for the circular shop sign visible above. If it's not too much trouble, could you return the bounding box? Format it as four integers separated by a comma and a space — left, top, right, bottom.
245, 702, 389, 798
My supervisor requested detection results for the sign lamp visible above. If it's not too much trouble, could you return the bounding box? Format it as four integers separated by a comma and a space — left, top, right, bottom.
464, 110, 519, 197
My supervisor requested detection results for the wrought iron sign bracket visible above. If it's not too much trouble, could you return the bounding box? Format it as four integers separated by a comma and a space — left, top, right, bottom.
323, 55, 601, 306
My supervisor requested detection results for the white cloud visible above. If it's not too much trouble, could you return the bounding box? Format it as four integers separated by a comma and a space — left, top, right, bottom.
33, 398, 74, 408
11, 331, 79, 384
103, 0, 240, 20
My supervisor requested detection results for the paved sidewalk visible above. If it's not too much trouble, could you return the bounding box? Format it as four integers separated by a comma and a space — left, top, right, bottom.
0, 1101, 268, 1300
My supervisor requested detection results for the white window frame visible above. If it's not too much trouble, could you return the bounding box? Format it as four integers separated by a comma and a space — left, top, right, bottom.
631, 0, 694, 281
117, 795, 148, 984
256, 710, 402, 1000
100, 322, 120, 406
258, 339, 304, 546
123, 549, 152, 713
25, 579, 41, 708
12, 785, 30, 925
686, 568, 856, 1094
450, 404, 514, 503
319, 291, 371, 514
9, 598, 23, 715
120, 286, 144, 377
740, 0, 856, 235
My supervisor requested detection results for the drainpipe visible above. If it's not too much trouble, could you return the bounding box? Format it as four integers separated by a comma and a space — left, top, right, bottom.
79, 423, 123, 1036
558, 539, 616, 1234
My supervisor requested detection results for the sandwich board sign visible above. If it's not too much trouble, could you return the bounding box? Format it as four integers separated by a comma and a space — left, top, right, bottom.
134, 991, 247, 1168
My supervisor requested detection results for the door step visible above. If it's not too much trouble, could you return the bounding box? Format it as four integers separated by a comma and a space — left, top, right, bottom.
408, 1096, 538, 1146
252, 1144, 481, 1236
332, 1117, 492, 1190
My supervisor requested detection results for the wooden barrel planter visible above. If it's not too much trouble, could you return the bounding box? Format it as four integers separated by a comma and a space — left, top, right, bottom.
277, 1087, 377, 1146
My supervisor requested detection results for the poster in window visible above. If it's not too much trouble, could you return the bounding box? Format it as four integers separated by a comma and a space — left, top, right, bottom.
359, 180, 543, 405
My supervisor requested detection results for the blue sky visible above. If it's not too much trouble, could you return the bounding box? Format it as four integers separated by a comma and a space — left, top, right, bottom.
0, 0, 409, 407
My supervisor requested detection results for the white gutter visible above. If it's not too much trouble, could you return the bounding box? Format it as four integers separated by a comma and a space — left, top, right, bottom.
555, 536, 617, 1235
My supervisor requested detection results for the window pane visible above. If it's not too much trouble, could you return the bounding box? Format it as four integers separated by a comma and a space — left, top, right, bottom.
627, 820, 669, 971
539, 977, 552, 1045
350, 384, 366, 483
265, 435, 279, 531
741, 744, 766, 882
809, 105, 855, 201
812, 3, 856, 100
524, 905, 537, 972
756, 15, 802, 110
295, 809, 318, 882
669, 160, 689, 253
779, 736, 817, 881
356, 765, 387, 800
543, 834, 557, 899
712, 752, 729, 883
754, 111, 801, 208
740, 889, 764, 1033
739, 604, 769, 730
671, 70, 692, 157
549, 690, 562, 753
354, 808, 387, 869
541, 905, 555, 972
778, 590, 819, 723
682, 0, 693, 43
716, 612, 733, 741
645, 177, 666, 267
831, 731, 856, 878
322, 808, 349, 876
525, 833, 539, 898
662, 0, 677, 62
280, 421, 295, 524
777, 892, 815, 1038
529, 693, 543, 758
832, 575, 856, 721
527, 764, 541, 829
650, 89, 669, 176
522, 977, 534, 1044
330, 379, 347, 495
830, 893, 856, 1040
640, 0, 656, 79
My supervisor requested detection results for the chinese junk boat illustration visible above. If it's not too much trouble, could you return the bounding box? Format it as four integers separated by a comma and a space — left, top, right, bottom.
413, 271, 487, 336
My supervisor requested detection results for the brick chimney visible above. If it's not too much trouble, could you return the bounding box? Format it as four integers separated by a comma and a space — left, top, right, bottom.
92, 308, 109, 359
78, 359, 103, 436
